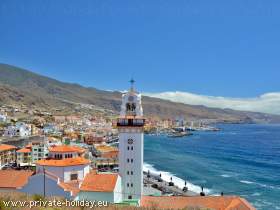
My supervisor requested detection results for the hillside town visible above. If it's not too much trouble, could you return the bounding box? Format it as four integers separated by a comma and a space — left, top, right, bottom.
0, 83, 255, 210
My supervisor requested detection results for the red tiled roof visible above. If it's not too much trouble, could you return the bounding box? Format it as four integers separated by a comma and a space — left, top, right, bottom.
80, 171, 118, 192
17, 148, 31, 153
0, 144, 16, 152
101, 151, 118, 159
36, 157, 90, 167
49, 145, 85, 153
25, 143, 32, 149
59, 180, 80, 196
141, 196, 256, 210
0, 170, 34, 189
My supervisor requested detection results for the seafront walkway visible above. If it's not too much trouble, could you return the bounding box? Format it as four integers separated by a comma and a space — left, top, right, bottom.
143, 171, 197, 196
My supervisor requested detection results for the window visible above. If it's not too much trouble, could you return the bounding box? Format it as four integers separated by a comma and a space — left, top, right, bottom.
127, 146, 130, 150
131, 159, 133, 163
127, 158, 129, 163
131, 146, 133, 150
127, 171, 129, 175
70, 173, 78, 180
131, 183, 133, 187
128, 195, 132, 199
127, 183, 129, 187
131, 171, 133, 175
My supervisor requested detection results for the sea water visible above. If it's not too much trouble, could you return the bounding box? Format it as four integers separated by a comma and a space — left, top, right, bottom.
144, 124, 280, 210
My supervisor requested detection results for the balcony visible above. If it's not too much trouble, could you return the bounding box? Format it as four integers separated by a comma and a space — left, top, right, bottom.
117, 118, 145, 127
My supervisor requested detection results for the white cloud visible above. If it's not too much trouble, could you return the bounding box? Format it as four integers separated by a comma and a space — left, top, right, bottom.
143, 91, 280, 115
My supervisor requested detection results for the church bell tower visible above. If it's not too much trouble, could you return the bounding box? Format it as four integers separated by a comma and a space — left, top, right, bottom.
117, 79, 145, 201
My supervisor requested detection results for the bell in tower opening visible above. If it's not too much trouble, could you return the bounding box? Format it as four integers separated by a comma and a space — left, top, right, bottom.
120, 79, 143, 118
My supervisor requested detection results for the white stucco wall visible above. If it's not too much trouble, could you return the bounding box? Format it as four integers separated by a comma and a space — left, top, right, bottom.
77, 191, 114, 203
36, 164, 90, 182
113, 176, 122, 203
76, 176, 122, 203
119, 131, 143, 201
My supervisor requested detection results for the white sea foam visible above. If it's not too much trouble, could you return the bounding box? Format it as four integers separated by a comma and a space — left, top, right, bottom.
143, 162, 211, 194
240, 180, 255, 184
220, 174, 231, 178
240, 180, 280, 190
252, 192, 261, 196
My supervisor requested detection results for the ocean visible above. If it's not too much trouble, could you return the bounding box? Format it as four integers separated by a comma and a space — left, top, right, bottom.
143, 124, 280, 210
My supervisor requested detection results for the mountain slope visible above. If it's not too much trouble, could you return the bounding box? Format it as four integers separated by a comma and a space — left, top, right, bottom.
1, 63, 280, 123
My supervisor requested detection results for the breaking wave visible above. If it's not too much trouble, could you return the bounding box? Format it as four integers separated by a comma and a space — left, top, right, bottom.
143, 162, 211, 194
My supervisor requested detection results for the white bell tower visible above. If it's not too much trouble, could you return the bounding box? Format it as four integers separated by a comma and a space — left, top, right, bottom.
118, 79, 145, 201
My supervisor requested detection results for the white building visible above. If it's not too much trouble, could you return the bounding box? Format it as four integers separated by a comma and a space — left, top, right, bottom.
31, 141, 49, 162
35, 145, 90, 182
117, 80, 145, 201
77, 172, 122, 203
0, 113, 7, 123
20, 145, 90, 198
16, 141, 49, 167
4, 122, 31, 137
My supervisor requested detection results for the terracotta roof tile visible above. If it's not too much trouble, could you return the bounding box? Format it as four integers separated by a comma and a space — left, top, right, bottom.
0, 170, 34, 189
59, 180, 80, 196
49, 145, 85, 153
36, 157, 90, 167
25, 143, 32, 149
101, 151, 118, 159
141, 196, 256, 210
80, 171, 118, 192
0, 144, 16, 152
17, 148, 31, 153
96, 145, 118, 153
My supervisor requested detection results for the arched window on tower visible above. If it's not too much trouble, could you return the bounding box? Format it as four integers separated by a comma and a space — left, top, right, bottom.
131, 103, 136, 111
126, 103, 131, 112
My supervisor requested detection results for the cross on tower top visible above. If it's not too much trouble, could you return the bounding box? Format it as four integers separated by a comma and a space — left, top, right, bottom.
129, 78, 135, 91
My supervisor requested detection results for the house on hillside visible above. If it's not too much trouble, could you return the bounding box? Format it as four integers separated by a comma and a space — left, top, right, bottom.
16, 141, 48, 167
0, 144, 17, 169
3, 122, 31, 137
0, 113, 7, 123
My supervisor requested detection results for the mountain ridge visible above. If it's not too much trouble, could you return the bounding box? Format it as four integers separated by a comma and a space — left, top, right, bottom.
1, 63, 280, 123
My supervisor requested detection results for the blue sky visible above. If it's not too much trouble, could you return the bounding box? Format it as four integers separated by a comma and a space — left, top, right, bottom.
0, 0, 280, 97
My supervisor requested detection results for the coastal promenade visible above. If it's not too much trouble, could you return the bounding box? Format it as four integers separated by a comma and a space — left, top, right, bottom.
143, 171, 197, 196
